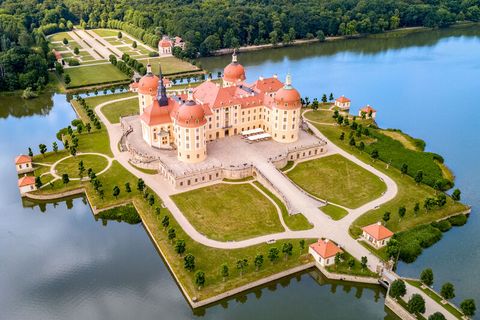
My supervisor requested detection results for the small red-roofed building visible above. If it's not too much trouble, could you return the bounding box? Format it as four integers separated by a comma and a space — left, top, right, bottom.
52, 49, 62, 63
158, 35, 185, 57
362, 222, 394, 248
129, 81, 139, 93
334, 96, 351, 110
18, 176, 37, 195
309, 239, 343, 267
15, 155, 34, 174
359, 105, 377, 119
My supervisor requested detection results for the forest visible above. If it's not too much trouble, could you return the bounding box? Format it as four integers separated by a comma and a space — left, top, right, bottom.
1, 0, 480, 91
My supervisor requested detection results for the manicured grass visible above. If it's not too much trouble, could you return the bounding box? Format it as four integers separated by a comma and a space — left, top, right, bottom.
63, 64, 130, 88
101, 97, 138, 124
92, 29, 121, 37
325, 251, 378, 278
171, 183, 285, 241
287, 154, 387, 208
359, 240, 390, 261
304, 110, 337, 124
222, 176, 254, 182
381, 130, 422, 151
138, 56, 200, 75
253, 181, 313, 231
308, 123, 469, 237
49, 32, 73, 42
128, 162, 158, 174
55, 154, 109, 178
280, 160, 295, 172
406, 280, 463, 319
321, 204, 349, 220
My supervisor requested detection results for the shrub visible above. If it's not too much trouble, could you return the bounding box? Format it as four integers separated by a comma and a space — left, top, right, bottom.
395, 225, 443, 263
71, 119, 84, 127
66, 58, 80, 66
148, 51, 159, 57
448, 214, 467, 226
431, 220, 452, 232
96, 205, 141, 224
56, 127, 69, 141
431, 153, 444, 163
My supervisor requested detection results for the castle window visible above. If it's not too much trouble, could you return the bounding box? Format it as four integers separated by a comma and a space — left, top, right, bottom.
187, 155, 190, 159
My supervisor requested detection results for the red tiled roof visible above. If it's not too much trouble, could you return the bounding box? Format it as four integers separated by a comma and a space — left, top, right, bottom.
274, 86, 301, 110
224, 62, 246, 83
140, 99, 177, 126
310, 239, 343, 259
336, 96, 351, 103
159, 38, 173, 48
15, 155, 32, 165
360, 105, 376, 113
18, 176, 35, 187
362, 223, 393, 241
129, 82, 139, 89
138, 73, 159, 95
251, 77, 283, 93
52, 49, 62, 60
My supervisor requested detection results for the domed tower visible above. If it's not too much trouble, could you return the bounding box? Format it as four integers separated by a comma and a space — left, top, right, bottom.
173, 89, 208, 163
223, 50, 246, 87
271, 73, 302, 143
137, 63, 159, 114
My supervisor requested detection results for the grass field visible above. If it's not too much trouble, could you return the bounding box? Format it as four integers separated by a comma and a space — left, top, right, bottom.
304, 110, 337, 124
49, 32, 73, 42
55, 154, 109, 178
321, 204, 349, 220
138, 56, 200, 75
287, 154, 387, 208
63, 64, 130, 88
325, 251, 378, 277
253, 181, 313, 231
171, 183, 285, 241
101, 97, 138, 124
93, 29, 120, 37
306, 123, 469, 237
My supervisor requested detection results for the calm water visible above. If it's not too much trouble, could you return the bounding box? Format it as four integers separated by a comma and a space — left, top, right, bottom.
1, 25, 479, 319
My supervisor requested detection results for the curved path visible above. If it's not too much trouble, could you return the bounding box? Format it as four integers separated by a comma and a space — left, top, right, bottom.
93, 97, 398, 269
50, 152, 114, 181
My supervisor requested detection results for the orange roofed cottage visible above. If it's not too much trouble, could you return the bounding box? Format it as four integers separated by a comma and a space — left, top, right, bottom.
361, 222, 393, 248
309, 239, 343, 267
137, 51, 303, 164
334, 96, 351, 110
359, 105, 377, 119
15, 155, 34, 174
18, 176, 36, 195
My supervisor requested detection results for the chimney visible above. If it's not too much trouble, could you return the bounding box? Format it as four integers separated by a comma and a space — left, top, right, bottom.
259, 76, 264, 81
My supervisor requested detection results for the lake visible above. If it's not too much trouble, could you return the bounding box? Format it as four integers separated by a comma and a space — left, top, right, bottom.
1, 25, 479, 319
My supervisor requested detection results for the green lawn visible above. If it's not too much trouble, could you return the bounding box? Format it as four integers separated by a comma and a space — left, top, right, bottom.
171, 183, 285, 241
304, 110, 337, 124
55, 154, 109, 178
63, 64, 130, 88
101, 97, 138, 124
406, 280, 463, 319
287, 154, 387, 208
280, 161, 295, 172
92, 28, 121, 37
49, 32, 73, 42
307, 123, 469, 238
138, 56, 200, 75
253, 181, 313, 231
321, 204, 349, 220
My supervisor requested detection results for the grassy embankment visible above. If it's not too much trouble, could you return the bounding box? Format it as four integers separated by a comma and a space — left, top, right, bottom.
101, 97, 138, 123
28, 93, 318, 302
304, 110, 469, 263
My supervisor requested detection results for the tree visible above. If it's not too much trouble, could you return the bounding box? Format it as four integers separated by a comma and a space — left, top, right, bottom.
184, 253, 195, 271
299, 239, 305, 252
63, 38, 68, 45
347, 258, 355, 270
221, 264, 229, 281
236, 258, 248, 276
415, 170, 424, 184
383, 211, 391, 223
78, 160, 85, 178
137, 178, 145, 192
254, 254, 264, 271
452, 189, 461, 201
440, 282, 455, 301
339, 132, 345, 140
70, 146, 77, 157
162, 215, 170, 229
460, 299, 476, 317
175, 239, 186, 256
64, 74, 71, 85
282, 242, 293, 260
428, 312, 446, 320
371, 149, 379, 161
317, 30, 325, 41
148, 194, 155, 206
98, 189, 105, 199
118, 32, 123, 39
86, 123, 91, 133
349, 136, 356, 146
62, 173, 70, 185
113, 185, 120, 199
195, 270, 205, 289
389, 279, 406, 299
35, 176, 43, 189
414, 202, 420, 215
268, 247, 279, 263
132, 41, 137, 48
125, 182, 131, 193
77, 124, 83, 134
321, 94, 327, 103
386, 239, 400, 258
398, 206, 406, 220
39, 144, 47, 157
74, 47, 79, 55
408, 294, 426, 314
420, 268, 434, 286
28, 147, 33, 157
311, 98, 319, 110
358, 141, 365, 151
168, 227, 176, 243
401, 163, 408, 175
361, 256, 367, 269
329, 93, 334, 101
55, 62, 64, 74
334, 252, 342, 267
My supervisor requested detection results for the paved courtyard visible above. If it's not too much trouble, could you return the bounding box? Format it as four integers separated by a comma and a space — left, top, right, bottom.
123, 115, 323, 175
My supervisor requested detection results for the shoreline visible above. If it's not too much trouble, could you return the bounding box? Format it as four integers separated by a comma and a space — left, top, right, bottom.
210, 22, 479, 56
